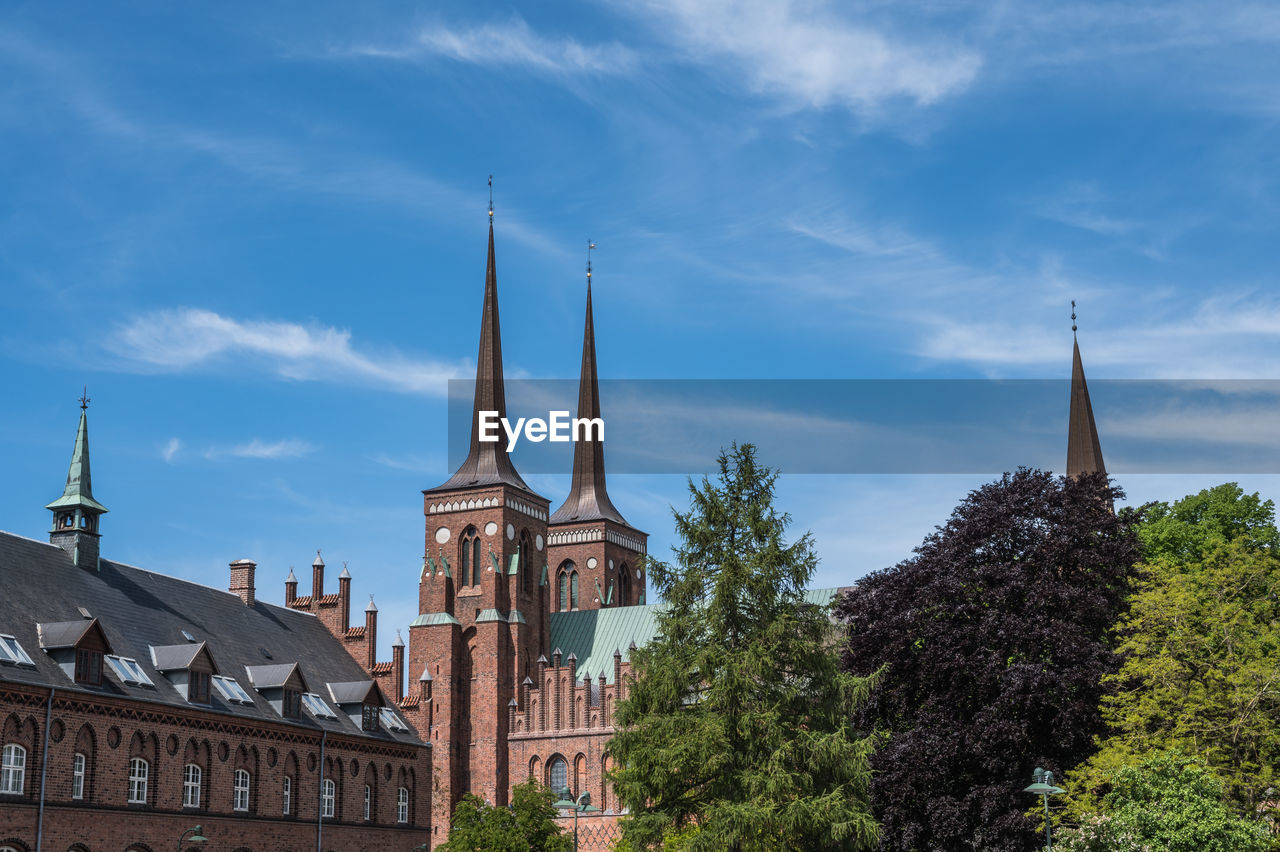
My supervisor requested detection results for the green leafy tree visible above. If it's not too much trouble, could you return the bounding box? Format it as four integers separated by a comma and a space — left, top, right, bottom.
1058, 753, 1270, 852
608, 444, 880, 852
1066, 485, 1280, 821
438, 779, 571, 852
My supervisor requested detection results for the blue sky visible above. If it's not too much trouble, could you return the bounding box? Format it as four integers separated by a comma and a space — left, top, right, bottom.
4, 2, 1280, 659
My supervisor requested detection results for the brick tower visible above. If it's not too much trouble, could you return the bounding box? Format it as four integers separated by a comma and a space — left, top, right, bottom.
545, 265, 647, 615
409, 212, 551, 837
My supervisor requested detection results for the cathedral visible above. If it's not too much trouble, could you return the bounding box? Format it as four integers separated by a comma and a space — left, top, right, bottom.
0, 212, 1107, 851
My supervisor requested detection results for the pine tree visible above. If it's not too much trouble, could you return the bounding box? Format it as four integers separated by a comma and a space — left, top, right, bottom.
608, 444, 879, 852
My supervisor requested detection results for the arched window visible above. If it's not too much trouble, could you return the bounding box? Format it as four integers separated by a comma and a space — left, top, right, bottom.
397, 786, 409, 824
460, 526, 483, 588
127, 758, 148, 804
183, 764, 201, 809
1, 744, 25, 795
547, 756, 568, 796
571, 571, 579, 609
519, 530, 532, 594
71, 753, 86, 800
233, 769, 250, 811
472, 538, 483, 587
559, 570, 568, 612
619, 564, 631, 607
557, 561, 578, 611
363, 784, 371, 821
322, 778, 335, 818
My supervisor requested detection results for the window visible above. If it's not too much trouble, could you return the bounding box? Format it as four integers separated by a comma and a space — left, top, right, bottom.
74, 649, 102, 686
71, 753, 85, 800
189, 671, 211, 704
282, 775, 292, 815
472, 538, 482, 587
397, 786, 409, 823
548, 756, 568, 796
0, 635, 34, 666
1, 744, 25, 795
233, 769, 250, 812
127, 758, 148, 804
571, 571, 579, 609
363, 784, 371, 821
619, 564, 631, 607
322, 778, 335, 818
282, 689, 302, 719
212, 675, 253, 705
105, 656, 154, 686
362, 704, 378, 732
559, 569, 568, 612
380, 708, 408, 732
183, 764, 201, 808
302, 692, 337, 719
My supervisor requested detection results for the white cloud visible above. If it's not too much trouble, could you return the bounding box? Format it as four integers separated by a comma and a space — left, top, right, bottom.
107, 308, 464, 395
161, 437, 181, 463
346, 16, 638, 77
624, 0, 981, 113
203, 439, 317, 461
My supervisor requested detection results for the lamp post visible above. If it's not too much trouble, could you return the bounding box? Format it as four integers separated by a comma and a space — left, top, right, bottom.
1023, 767, 1065, 851
176, 825, 207, 851
553, 786, 601, 851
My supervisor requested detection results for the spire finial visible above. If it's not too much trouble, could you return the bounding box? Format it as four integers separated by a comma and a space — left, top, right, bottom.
79, 386, 90, 411
488, 174, 493, 220
586, 239, 596, 283
1071, 300, 1077, 338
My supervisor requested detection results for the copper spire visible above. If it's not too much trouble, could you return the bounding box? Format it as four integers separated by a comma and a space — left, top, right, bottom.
428, 198, 533, 494
1066, 304, 1106, 477
551, 248, 629, 525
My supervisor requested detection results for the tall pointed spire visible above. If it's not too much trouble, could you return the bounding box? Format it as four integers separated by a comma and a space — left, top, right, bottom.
429, 188, 533, 493
1066, 302, 1106, 477
551, 246, 629, 525
46, 394, 109, 516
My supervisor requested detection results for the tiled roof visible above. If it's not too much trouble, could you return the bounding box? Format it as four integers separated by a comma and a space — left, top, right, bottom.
345, 626, 366, 638
548, 588, 844, 685
370, 662, 393, 675
0, 531, 421, 747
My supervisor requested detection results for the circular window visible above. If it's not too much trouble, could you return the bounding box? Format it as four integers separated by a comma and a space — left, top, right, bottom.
435, 527, 451, 544
484, 521, 498, 536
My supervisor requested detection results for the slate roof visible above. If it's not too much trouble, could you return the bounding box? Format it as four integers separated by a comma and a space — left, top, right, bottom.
548, 587, 846, 684
0, 530, 422, 747
151, 641, 212, 672
37, 619, 99, 650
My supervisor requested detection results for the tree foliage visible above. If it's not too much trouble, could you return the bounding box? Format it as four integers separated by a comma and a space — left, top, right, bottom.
438, 779, 571, 852
608, 443, 880, 852
1058, 752, 1271, 852
1066, 484, 1280, 823
837, 469, 1139, 852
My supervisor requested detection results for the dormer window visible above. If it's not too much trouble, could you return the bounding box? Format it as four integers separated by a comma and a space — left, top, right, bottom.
75, 649, 102, 685
0, 635, 35, 667
362, 704, 378, 732
283, 688, 302, 719
302, 692, 337, 720
190, 671, 211, 704
212, 675, 254, 705
105, 655, 154, 687
245, 663, 310, 719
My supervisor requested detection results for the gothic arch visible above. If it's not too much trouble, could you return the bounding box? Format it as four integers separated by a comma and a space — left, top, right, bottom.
72, 723, 97, 802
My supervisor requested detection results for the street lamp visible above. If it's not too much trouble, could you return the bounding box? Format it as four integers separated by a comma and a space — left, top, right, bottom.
553, 786, 601, 851
1023, 767, 1065, 851
176, 825, 207, 851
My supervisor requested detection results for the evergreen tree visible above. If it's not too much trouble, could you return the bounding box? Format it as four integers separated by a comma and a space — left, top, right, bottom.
837, 469, 1138, 852
438, 779, 571, 852
608, 443, 879, 852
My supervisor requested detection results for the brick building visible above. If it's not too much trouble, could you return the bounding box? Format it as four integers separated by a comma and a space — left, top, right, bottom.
1, 214, 1108, 852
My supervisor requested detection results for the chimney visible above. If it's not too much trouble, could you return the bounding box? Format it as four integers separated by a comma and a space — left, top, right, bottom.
339, 562, 352, 632
364, 596, 378, 670
229, 559, 256, 606
284, 566, 298, 605
311, 550, 325, 601
392, 630, 405, 703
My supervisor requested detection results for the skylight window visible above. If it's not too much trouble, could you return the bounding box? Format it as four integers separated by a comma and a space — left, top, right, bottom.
181, 630, 196, 643
105, 655, 154, 686
301, 692, 337, 719
212, 675, 254, 705
0, 635, 35, 667
379, 708, 408, 732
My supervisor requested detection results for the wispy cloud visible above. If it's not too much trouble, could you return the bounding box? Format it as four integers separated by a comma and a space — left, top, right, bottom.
345, 16, 638, 77
160, 437, 182, 463
107, 308, 465, 395
623, 0, 981, 114
208, 438, 317, 460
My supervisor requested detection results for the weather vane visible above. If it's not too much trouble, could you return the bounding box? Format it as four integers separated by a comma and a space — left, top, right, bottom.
587, 239, 596, 282
1071, 300, 1077, 337
79, 385, 90, 411
488, 174, 493, 219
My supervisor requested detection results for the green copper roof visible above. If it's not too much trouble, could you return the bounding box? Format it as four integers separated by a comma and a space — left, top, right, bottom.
45, 409, 108, 514
410, 612, 460, 627
548, 588, 842, 684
